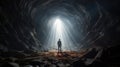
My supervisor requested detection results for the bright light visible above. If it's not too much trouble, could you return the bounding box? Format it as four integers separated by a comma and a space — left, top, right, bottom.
54, 18, 63, 38
43, 17, 80, 51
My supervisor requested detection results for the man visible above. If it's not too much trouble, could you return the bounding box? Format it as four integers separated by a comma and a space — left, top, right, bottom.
57, 39, 62, 53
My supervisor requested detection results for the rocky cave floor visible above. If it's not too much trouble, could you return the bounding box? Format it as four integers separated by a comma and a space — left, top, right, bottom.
0, 48, 120, 67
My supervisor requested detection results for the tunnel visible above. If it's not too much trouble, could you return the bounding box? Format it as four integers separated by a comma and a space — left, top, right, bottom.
0, 0, 120, 67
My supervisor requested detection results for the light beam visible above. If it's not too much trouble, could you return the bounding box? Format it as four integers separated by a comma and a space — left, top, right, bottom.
44, 17, 80, 51
54, 18, 63, 38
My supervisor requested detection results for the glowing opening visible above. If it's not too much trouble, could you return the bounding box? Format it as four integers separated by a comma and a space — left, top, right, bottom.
44, 17, 79, 51
54, 18, 63, 38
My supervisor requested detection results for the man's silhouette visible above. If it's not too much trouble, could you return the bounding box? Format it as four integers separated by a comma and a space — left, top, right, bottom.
57, 39, 62, 54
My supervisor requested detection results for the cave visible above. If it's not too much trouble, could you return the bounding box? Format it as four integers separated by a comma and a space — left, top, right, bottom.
0, 0, 120, 67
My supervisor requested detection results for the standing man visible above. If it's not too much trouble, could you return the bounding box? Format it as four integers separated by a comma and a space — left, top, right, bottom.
57, 39, 62, 54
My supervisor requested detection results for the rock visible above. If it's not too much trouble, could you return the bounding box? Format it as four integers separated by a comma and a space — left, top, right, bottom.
23, 65, 33, 67
1, 62, 19, 67
72, 59, 86, 67
29, 60, 43, 67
